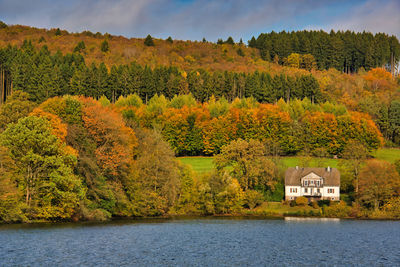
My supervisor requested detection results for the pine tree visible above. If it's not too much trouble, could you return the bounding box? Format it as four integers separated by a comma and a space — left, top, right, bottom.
248, 36, 257, 48
144, 35, 155, 46
225, 37, 235, 45
100, 40, 109, 52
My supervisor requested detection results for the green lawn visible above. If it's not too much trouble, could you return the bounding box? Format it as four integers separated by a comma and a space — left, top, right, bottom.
372, 148, 400, 163
178, 157, 215, 173
178, 148, 400, 173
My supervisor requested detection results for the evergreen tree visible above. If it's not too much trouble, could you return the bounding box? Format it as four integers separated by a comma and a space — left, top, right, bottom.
248, 37, 257, 48
225, 37, 235, 45
100, 40, 109, 52
144, 34, 155, 46
73, 41, 86, 53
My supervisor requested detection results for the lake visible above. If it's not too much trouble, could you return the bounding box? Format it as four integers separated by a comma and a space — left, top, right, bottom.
0, 217, 399, 266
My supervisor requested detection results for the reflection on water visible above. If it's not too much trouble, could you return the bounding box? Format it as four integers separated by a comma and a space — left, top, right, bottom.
0, 218, 399, 266
284, 216, 340, 222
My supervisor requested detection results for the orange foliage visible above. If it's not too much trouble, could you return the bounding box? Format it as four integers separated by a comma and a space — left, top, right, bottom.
81, 97, 137, 177
30, 107, 67, 142
364, 68, 394, 93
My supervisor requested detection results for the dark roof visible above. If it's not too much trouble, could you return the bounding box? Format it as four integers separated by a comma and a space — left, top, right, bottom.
285, 167, 340, 186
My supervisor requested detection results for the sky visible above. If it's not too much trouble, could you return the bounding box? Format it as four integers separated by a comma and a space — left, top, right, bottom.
0, 0, 399, 42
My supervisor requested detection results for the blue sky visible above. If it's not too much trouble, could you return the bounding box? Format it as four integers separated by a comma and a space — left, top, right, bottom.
0, 0, 399, 41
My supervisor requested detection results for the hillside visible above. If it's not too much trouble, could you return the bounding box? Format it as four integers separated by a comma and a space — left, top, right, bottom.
0, 24, 280, 73
0, 24, 399, 146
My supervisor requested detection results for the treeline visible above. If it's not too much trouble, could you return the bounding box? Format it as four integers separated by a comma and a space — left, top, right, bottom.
0, 42, 322, 104
114, 94, 382, 156
249, 30, 400, 72
0, 93, 398, 222
0, 93, 282, 221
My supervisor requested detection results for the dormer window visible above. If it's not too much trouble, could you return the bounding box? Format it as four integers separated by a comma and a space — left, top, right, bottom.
304, 180, 308, 186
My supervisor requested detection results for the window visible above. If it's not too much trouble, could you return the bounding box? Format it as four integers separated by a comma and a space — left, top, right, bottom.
290, 188, 297, 193
317, 189, 320, 193
317, 181, 320, 186
328, 188, 335, 194
311, 180, 314, 185
304, 188, 308, 193
304, 180, 308, 186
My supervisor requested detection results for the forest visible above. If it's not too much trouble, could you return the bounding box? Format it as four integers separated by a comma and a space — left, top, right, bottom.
249, 30, 400, 73
0, 23, 400, 222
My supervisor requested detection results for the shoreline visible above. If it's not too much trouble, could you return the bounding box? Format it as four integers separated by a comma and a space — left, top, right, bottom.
1, 213, 399, 226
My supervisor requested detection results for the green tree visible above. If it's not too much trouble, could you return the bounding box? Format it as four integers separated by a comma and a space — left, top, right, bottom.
225, 37, 235, 45
166, 36, 173, 43
130, 129, 180, 215
248, 36, 257, 48
0, 21, 7, 29
144, 34, 155, 46
237, 47, 245, 57
101, 40, 109, 52
0, 91, 35, 132
74, 41, 86, 53
0, 116, 84, 219
215, 139, 277, 191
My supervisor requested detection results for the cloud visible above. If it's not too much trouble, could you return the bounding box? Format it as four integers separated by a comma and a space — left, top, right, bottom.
326, 0, 400, 37
0, 0, 398, 40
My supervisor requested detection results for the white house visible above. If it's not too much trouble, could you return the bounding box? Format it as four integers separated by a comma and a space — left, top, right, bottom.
285, 166, 340, 201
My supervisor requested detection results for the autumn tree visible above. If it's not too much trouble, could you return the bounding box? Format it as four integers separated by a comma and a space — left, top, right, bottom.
0, 91, 35, 132
0, 146, 25, 222
129, 129, 180, 216
359, 160, 400, 210
340, 140, 369, 194
215, 139, 277, 192
81, 98, 137, 179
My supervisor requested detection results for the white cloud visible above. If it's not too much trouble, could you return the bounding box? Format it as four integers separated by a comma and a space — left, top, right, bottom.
327, 0, 400, 37
1, 0, 398, 40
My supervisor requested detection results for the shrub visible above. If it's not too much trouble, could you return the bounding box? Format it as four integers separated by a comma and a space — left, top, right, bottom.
318, 199, 331, 207
310, 201, 319, 209
295, 196, 308, 206
322, 200, 352, 218
0, 21, 7, 29
244, 190, 264, 209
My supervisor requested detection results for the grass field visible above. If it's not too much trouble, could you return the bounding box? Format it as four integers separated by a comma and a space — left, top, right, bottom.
372, 148, 400, 163
178, 157, 215, 173
178, 148, 400, 173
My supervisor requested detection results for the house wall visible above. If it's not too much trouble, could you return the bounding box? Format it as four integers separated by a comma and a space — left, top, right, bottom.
285, 185, 340, 201
322, 186, 340, 201
285, 186, 301, 201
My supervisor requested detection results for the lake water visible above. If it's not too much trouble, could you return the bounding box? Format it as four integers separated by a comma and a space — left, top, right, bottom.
0, 217, 399, 266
